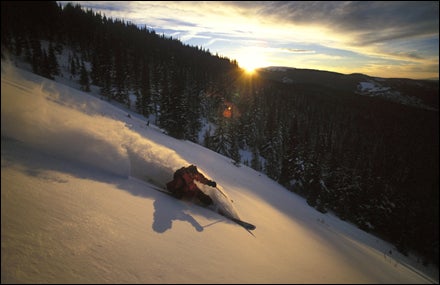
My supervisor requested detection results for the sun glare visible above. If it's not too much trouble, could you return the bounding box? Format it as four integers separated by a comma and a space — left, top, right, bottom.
237, 47, 268, 75
243, 66, 256, 74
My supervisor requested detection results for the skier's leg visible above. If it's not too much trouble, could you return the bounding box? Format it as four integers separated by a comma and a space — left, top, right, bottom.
196, 190, 213, 206
173, 190, 184, 199
167, 177, 186, 199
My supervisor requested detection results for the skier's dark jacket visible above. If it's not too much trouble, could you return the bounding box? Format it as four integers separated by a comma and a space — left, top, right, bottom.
166, 165, 216, 205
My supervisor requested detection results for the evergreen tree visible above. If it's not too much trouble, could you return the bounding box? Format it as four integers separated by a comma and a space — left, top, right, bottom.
30, 38, 42, 75
79, 61, 90, 92
47, 42, 59, 76
250, 146, 262, 172
113, 46, 128, 104
14, 35, 23, 57
279, 117, 299, 187
23, 39, 32, 63
261, 126, 283, 181
40, 49, 52, 79
70, 55, 76, 76
158, 63, 187, 139
210, 118, 232, 156
229, 120, 241, 165
182, 73, 203, 142
137, 60, 151, 117
203, 127, 212, 149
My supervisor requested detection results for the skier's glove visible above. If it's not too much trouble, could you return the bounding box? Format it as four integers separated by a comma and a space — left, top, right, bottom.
208, 181, 217, 187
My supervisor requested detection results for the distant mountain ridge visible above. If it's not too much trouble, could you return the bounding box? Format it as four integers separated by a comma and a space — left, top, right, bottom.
259, 66, 439, 111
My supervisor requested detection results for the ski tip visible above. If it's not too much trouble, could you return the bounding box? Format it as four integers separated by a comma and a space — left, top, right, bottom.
230, 217, 256, 230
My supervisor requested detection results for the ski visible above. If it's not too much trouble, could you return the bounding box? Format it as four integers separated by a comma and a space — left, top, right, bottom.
226, 216, 256, 231
214, 186, 233, 202
147, 183, 255, 231
148, 184, 174, 196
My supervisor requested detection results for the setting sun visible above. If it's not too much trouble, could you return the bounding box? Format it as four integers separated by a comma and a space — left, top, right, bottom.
236, 47, 268, 74
243, 66, 256, 74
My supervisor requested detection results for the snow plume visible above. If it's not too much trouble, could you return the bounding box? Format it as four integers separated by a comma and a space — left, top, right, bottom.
195, 181, 240, 219
124, 130, 187, 186
1, 64, 186, 183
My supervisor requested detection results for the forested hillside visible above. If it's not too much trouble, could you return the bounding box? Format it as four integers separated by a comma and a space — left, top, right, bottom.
2, 1, 438, 266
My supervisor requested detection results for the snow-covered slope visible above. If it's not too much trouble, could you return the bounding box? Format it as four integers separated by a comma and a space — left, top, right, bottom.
2, 63, 438, 283
356, 79, 437, 111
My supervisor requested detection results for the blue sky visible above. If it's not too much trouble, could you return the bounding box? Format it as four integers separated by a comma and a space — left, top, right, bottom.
59, 1, 439, 79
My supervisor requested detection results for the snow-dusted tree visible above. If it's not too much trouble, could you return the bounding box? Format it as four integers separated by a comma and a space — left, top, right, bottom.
136, 60, 151, 117
47, 42, 59, 76
79, 61, 90, 92
159, 65, 187, 139
210, 118, 232, 156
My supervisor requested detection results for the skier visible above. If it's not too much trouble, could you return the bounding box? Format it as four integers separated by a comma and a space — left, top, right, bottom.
166, 165, 216, 206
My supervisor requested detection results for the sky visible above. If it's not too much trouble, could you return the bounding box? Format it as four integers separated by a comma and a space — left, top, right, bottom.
2, 53, 439, 283
58, 1, 439, 79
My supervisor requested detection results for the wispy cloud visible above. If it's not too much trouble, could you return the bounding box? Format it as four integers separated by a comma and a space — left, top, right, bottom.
283, 48, 316, 54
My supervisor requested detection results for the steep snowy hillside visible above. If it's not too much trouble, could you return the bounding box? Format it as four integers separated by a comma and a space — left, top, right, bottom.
2, 63, 438, 283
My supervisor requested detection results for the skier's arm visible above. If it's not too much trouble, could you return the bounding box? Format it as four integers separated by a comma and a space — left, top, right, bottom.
194, 173, 216, 187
